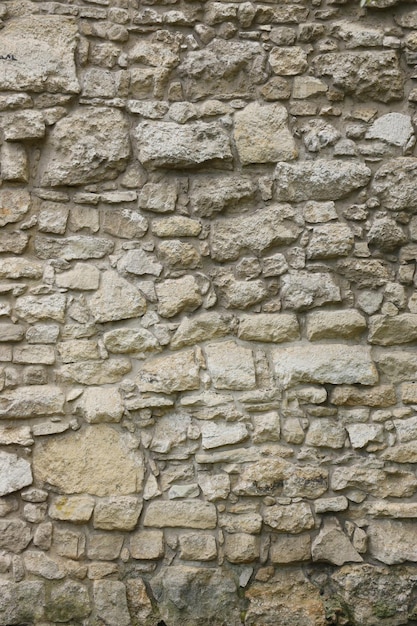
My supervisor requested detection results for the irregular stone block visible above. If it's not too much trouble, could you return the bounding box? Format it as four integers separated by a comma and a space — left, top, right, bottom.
15, 294, 66, 323
190, 175, 255, 217
94, 581, 131, 626
224, 533, 260, 563
49, 495, 95, 523
130, 530, 164, 560
312, 519, 362, 566
336, 258, 392, 288
368, 314, 417, 345
238, 313, 299, 343
382, 442, 417, 464
211, 205, 301, 262
0, 188, 31, 227
152, 216, 202, 237
283, 465, 328, 498
0, 257, 43, 279
102, 207, 148, 239
144, 501, 217, 529
178, 39, 263, 100
0, 581, 44, 625
24, 551, 66, 580
0, 385, 65, 419
39, 108, 130, 186
179, 533, 216, 561
35, 235, 114, 260
331, 466, 417, 498
0, 323, 25, 342
93, 496, 142, 531
273, 344, 377, 388
0, 16, 79, 93
3, 110, 45, 140
59, 358, 131, 385
138, 181, 178, 214
13, 345, 55, 365
135, 120, 232, 169
366, 112, 413, 147
0, 519, 31, 552
103, 328, 160, 356
171, 312, 231, 349
88, 533, 124, 560
156, 275, 203, 318
205, 341, 256, 390
313, 51, 403, 102
270, 533, 311, 564
330, 384, 396, 407
33, 425, 144, 496
346, 423, 384, 449
269, 46, 308, 75
368, 520, 417, 564
263, 502, 315, 533
219, 512, 262, 535
234, 457, 291, 496
55, 263, 100, 290
305, 419, 346, 449
215, 274, 268, 309
306, 310, 366, 340
89, 270, 146, 323
0, 231, 28, 253
80, 387, 124, 423
281, 271, 341, 311
234, 102, 297, 165
200, 421, 248, 449
45, 581, 91, 623
137, 348, 200, 393
275, 160, 371, 201
307, 223, 354, 259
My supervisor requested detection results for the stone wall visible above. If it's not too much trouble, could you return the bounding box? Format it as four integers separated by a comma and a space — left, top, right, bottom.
1, 0, 417, 623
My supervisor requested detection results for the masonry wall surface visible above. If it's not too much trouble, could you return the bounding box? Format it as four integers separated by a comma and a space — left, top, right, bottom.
1, 0, 417, 623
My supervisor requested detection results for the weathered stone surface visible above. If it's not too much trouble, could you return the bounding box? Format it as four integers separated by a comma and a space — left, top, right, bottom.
40, 108, 130, 186
59, 358, 131, 385
330, 384, 396, 407
118, 248, 162, 277
307, 224, 354, 259
234, 103, 297, 165
131, 530, 164, 560
0, 581, 44, 625
215, 274, 268, 309
366, 113, 413, 147
305, 419, 346, 449
283, 465, 328, 498
151, 566, 240, 626
80, 387, 124, 423
346, 423, 384, 449
224, 533, 260, 563
0, 385, 64, 419
190, 176, 255, 217
144, 501, 216, 529
33, 425, 144, 496
273, 344, 377, 388
275, 160, 371, 202
93, 496, 142, 531
201, 421, 248, 449
269, 47, 308, 75
171, 312, 231, 349
94, 581, 131, 626
211, 205, 301, 262
0, 17, 79, 93
102, 207, 148, 239
45, 581, 91, 623
245, 568, 326, 626
104, 327, 160, 356
263, 503, 315, 533
137, 348, 200, 393
179, 533, 217, 561
49, 495, 95, 523
306, 310, 366, 341
205, 341, 256, 390
178, 39, 262, 100
35, 234, 114, 261
281, 272, 341, 311
136, 121, 232, 169
270, 533, 311, 564
238, 313, 299, 343
313, 51, 403, 102
368, 520, 417, 564
156, 275, 203, 318
337, 258, 392, 289
0, 189, 31, 227
312, 519, 363, 566
89, 270, 146, 322
56, 263, 100, 290
15, 294, 66, 323
331, 466, 417, 498
368, 314, 417, 345
0, 451, 32, 497
372, 157, 417, 212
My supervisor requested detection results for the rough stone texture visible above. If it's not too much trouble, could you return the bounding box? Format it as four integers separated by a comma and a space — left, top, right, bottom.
1, 1, 417, 623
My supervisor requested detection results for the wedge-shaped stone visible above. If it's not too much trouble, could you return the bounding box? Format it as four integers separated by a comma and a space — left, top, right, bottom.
313, 51, 403, 102
369, 314, 417, 345
137, 349, 200, 393
273, 344, 377, 388
238, 313, 299, 343
368, 520, 417, 564
234, 103, 297, 165
0, 385, 64, 419
144, 501, 216, 529
39, 108, 130, 186
205, 341, 256, 390
0, 451, 32, 497
306, 310, 366, 341
211, 205, 301, 262
275, 160, 371, 202
33, 425, 144, 496
89, 271, 146, 323
136, 121, 232, 169
171, 312, 231, 349
312, 519, 362, 566
0, 17, 79, 93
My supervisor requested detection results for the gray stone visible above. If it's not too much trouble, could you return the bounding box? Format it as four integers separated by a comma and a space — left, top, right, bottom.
45, 581, 91, 623
0, 519, 31, 552
368, 217, 407, 252
190, 176, 255, 217
234, 103, 297, 165
171, 312, 231, 349
104, 328, 160, 356
368, 314, 417, 345
368, 520, 417, 564
136, 120, 232, 169
144, 501, 217, 529
307, 224, 354, 259
138, 181, 178, 214
39, 108, 130, 186
306, 310, 367, 341
263, 503, 315, 533
89, 270, 146, 322
179, 533, 217, 561
117, 249, 162, 277
15, 294, 66, 323
0, 189, 31, 227
366, 113, 413, 147
35, 235, 114, 261
0, 581, 44, 625
275, 160, 371, 202
56, 263, 100, 290
137, 348, 200, 393
372, 157, 417, 212
156, 275, 203, 318
0, 16, 79, 93
313, 51, 403, 102
93, 496, 142, 531
312, 519, 363, 566
273, 344, 377, 388
94, 581, 131, 626
281, 271, 341, 311
305, 419, 346, 449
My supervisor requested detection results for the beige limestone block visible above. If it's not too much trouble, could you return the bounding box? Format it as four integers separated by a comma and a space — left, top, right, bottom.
224, 533, 260, 563
198, 472, 230, 501
306, 310, 366, 340
93, 496, 142, 531
269, 47, 308, 75
0, 520, 31, 553
200, 421, 248, 450
130, 530, 164, 560
205, 341, 256, 390
307, 224, 354, 259
273, 344, 378, 388
94, 580, 131, 626
13, 345, 55, 365
234, 458, 290, 496
0, 425, 32, 446
270, 533, 311, 564
152, 216, 202, 238
330, 385, 396, 407
103, 328, 160, 357
368, 314, 417, 345
0, 142, 28, 182
305, 419, 346, 449
57, 340, 100, 364
39, 108, 130, 186
0, 189, 30, 227
366, 501, 417, 518
312, 519, 362, 566
80, 387, 124, 424
331, 466, 417, 498
234, 102, 297, 165
144, 500, 217, 529
0, 452, 32, 497
171, 312, 231, 349
0, 385, 64, 419
89, 270, 146, 323
252, 412, 281, 443
293, 76, 328, 99
49, 495, 94, 523
33, 425, 144, 496
179, 533, 217, 561
15, 294, 66, 323
283, 466, 328, 498
56, 263, 100, 291
137, 348, 200, 393
59, 358, 131, 385
88, 534, 124, 561
263, 503, 315, 533
238, 313, 299, 343
382, 442, 417, 463
374, 351, 417, 383
156, 275, 203, 318
219, 513, 262, 535
368, 520, 417, 564
346, 423, 384, 449
314, 497, 349, 514
0, 16, 79, 93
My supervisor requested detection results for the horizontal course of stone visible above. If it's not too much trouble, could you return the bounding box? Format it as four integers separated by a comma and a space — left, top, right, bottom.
1, 0, 417, 624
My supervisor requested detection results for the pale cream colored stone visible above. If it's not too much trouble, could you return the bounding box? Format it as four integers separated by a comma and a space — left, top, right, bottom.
179, 533, 217, 561
137, 348, 200, 393
306, 310, 366, 340
49, 495, 95, 523
269, 47, 308, 75
0, 451, 32, 497
0, 385, 64, 419
330, 385, 396, 407
33, 425, 144, 496
59, 358, 131, 385
270, 534, 311, 564
224, 533, 260, 563
56, 263, 100, 291
312, 519, 362, 566
130, 530, 164, 560
263, 503, 315, 533
238, 314, 300, 343
93, 497, 142, 531
57, 340, 100, 363
171, 312, 231, 349
200, 421, 248, 449
331, 466, 417, 498
368, 520, 417, 564
144, 501, 217, 529
89, 270, 146, 323
156, 275, 203, 318
80, 387, 124, 424
219, 512, 262, 534
205, 341, 256, 390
